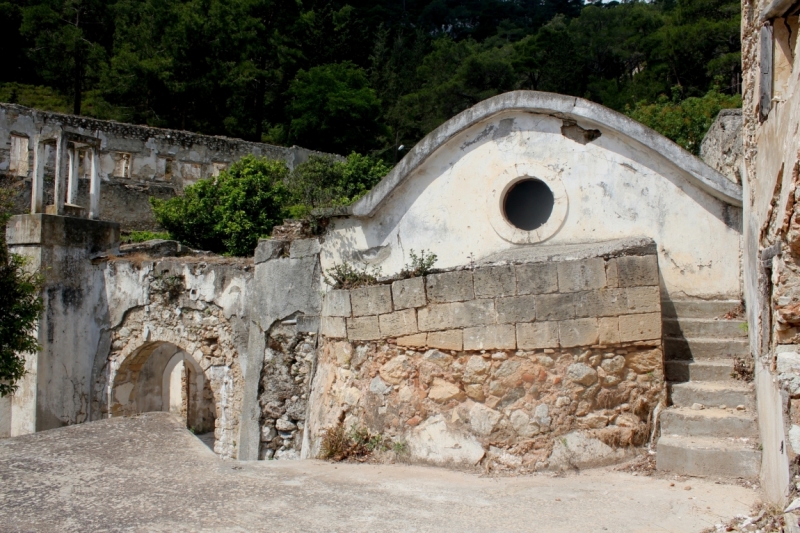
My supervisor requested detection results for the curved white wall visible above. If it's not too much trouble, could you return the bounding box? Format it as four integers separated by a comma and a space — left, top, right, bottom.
322, 111, 742, 300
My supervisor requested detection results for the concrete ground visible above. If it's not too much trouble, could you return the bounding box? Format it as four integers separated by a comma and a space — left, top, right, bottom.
0, 413, 759, 533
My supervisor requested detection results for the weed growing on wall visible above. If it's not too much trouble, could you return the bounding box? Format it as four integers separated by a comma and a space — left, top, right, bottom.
121, 230, 172, 244
319, 421, 404, 462
400, 249, 438, 278
323, 262, 382, 290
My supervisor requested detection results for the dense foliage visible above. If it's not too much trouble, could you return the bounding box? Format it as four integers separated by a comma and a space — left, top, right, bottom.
151, 152, 389, 255
0, 187, 43, 397
1, 0, 741, 156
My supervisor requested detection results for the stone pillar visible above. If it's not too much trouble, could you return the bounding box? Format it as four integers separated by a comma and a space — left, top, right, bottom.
89, 147, 101, 220
66, 144, 79, 206
30, 136, 45, 214
53, 133, 68, 215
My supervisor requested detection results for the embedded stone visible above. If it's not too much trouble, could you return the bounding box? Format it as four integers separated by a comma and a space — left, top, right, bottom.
369, 376, 391, 395
557, 258, 606, 292
496, 295, 537, 324
516, 321, 559, 350
427, 330, 463, 351
574, 289, 627, 318
289, 238, 321, 259
406, 414, 485, 465
510, 410, 540, 437
600, 355, 626, 375
463, 324, 516, 351
473, 265, 516, 298
350, 285, 392, 317
598, 316, 619, 345
423, 349, 452, 367
516, 263, 558, 295
426, 271, 474, 303
469, 403, 502, 435
417, 300, 495, 331
465, 384, 486, 401
392, 277, 426, 309
276, 418, 297, 431
320, 316, 346, 338
379, 355, 411, 385
625, 349, 662, 373
396, 332, 427, 347
618, 313, 661, 342
534, 293, 576, 321
346, 316, 381, 341
615, 255, 659, 287
428, 378, 461, 402
567, 363, 598, 386
533, 403, 551, 427
379, 308, 418, 337
624, 286, 661, 314
560, 318, 599, 347
322, 290, 351, 317
463, 356, 491, 383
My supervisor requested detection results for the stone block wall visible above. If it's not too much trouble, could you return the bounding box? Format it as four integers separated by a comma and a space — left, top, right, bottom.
308, 250, 666, 471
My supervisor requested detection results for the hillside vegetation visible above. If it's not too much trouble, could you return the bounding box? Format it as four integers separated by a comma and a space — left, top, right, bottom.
0, 0, 741, 155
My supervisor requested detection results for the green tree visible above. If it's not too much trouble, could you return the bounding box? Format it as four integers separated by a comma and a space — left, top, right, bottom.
20, 0, 113, 115
625, 85, 741, 154
0, 188, 44, 397
151, 156, 292, 256
287, 62, 385, 154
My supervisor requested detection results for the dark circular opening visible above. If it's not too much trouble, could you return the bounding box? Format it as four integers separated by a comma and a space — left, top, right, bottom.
503, 178, 555, 231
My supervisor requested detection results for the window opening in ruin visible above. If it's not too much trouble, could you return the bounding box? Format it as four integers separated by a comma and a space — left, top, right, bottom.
113, 152, 131, 178
9, 134, 29, 177
503, 178, 555, 231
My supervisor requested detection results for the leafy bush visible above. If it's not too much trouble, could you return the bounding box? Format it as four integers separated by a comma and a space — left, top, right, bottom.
625, 86, 742, 155
150, 156, 292, 256
121, 230, 171, 244
286, 152, 391, 218
0, 187, 44, 397
319, 421, 398, 462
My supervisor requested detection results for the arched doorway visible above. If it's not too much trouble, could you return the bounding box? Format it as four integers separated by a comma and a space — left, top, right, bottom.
111, 342, 215, 436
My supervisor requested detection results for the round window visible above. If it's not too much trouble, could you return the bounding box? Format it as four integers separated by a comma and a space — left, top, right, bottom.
503, 178, 555, 231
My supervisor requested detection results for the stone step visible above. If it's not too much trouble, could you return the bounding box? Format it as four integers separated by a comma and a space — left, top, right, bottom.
670, 381, 754, 409
656, 435, 761, 478
660, 407, 758, 438
664, 337, 750, 361
663, 318, 747, 339
665, 359, 734, 382
661, 300, 742, 319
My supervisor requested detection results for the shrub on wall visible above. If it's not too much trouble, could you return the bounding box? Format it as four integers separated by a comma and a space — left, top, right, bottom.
151, 156, 292, 256
151, 153, 391, 256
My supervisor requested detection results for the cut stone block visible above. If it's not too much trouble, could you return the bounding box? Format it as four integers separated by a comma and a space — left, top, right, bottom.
296, 315, 319, 333
516, 321, 560, 350
427, 330, 463, 351
426, 271, 474, 303
350, 285, 392, 317
598, 316, 619, 344
557, 258, 606, 293
322, 290, 351, 317
463, 324, 516, 351
417, 299, 496, 331
535, 293, 576, 321
289, 238, 321, 259
625, 286, 661, 314
605, 259, 619, 287
346, 316, 381, 341
320, 316, 346, 338
392, 277, 426, 309
379, 309, 418, 337
397, 332, 427, 347
496, 295, 536, 323
559, 318, 599, 347
473, 265, 516, 298
618, 312, 661, 342
516, 263, 558, 295
574, 288, 627, 318
254, 239, 286, 264
615, 255, 659, 287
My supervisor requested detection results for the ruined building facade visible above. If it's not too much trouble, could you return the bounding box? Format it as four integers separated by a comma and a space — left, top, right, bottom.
0, 91, 760, 476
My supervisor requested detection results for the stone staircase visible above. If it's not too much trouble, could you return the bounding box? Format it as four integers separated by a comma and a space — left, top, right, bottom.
655, 300, 761, 478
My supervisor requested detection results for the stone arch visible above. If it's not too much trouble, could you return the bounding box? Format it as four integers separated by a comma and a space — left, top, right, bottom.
110, 341, 215, 434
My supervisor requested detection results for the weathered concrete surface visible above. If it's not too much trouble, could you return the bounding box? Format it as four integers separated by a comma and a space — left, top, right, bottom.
0, 413, 759, 532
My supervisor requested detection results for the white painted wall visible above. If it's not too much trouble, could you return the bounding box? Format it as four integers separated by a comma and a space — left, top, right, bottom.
322, 111, 742, 300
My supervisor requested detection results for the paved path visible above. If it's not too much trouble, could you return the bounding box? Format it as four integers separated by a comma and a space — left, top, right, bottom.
0, 413, 759, 532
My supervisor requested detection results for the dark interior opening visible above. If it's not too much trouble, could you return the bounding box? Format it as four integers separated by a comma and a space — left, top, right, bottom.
503, 178, 555, 231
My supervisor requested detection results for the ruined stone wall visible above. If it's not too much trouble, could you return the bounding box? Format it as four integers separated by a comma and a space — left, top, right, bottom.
741, 0, 800, 504
0, 103, 338, 231
307, 246, 665, 471
700, 108, 743, 185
